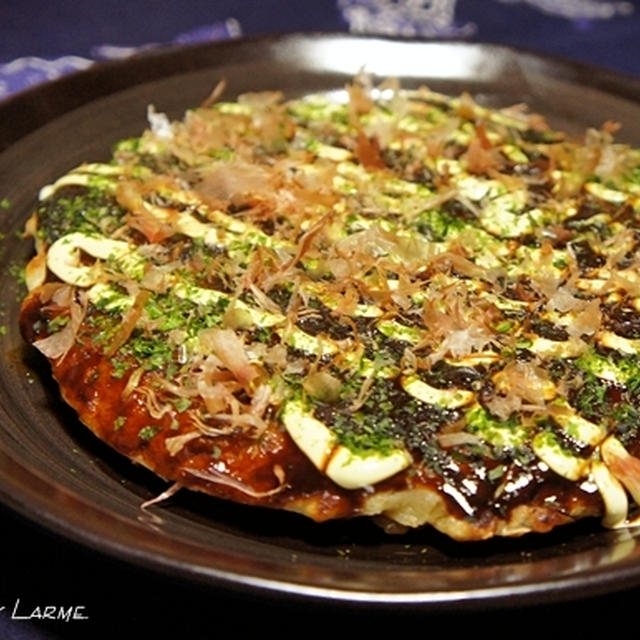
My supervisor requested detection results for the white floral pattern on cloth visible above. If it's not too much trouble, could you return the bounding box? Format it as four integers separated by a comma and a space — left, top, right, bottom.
338, 0, 476, 36
0, 56, 93, 99
0, 18, 242, 101
495, 0, 633, 20
338, 0, 634, 36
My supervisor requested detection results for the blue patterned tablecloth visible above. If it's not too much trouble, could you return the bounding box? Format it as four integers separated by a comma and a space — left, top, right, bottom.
2, 1, 640, 638
1, 0, 640, 101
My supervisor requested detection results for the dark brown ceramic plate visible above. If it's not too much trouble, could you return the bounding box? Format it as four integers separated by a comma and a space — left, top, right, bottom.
3, 34, 640, 609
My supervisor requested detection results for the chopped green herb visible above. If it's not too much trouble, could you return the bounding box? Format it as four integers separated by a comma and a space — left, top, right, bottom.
138, 426, 161, 441
173, 397, 192, 413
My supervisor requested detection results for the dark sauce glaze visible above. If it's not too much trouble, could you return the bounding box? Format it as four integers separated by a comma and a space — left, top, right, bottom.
19, 291, 606, 536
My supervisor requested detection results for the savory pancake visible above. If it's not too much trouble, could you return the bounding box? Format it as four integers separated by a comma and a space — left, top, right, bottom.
19, 76, 640, 540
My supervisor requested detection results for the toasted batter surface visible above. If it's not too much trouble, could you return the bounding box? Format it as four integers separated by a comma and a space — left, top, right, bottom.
19, 77, 640, 540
